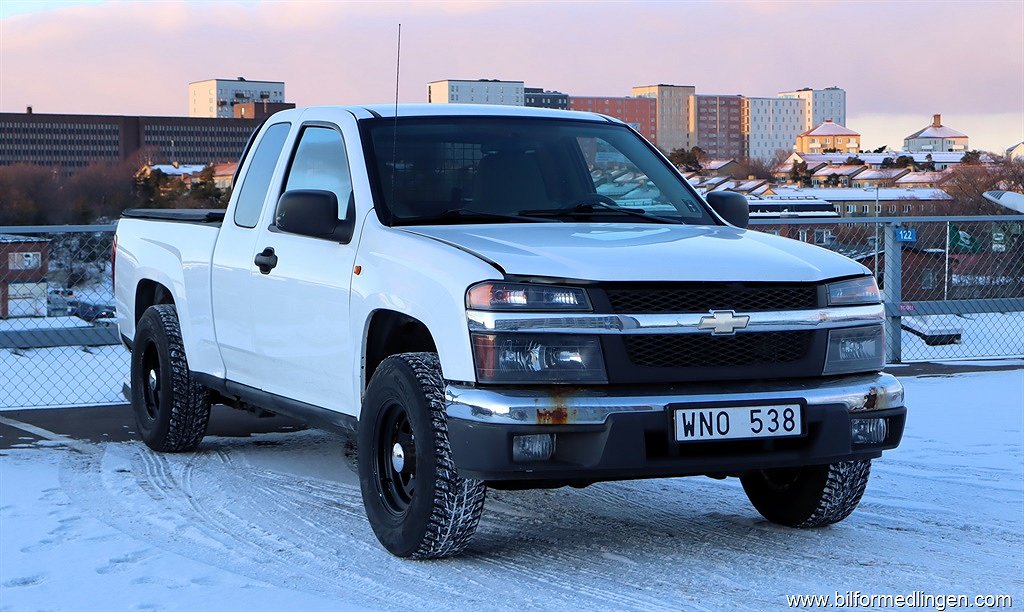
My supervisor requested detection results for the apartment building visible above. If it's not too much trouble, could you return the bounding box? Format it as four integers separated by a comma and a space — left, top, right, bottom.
0, 109, 257, 169
189, 78, 285, 118
743, 97, 806, 162
568, 96, 657, 145
524, 88, 569, 110
689, 94, 745, 160
779, 86, 846, 131
631, 84, 695, 153
427, 79, 525, 105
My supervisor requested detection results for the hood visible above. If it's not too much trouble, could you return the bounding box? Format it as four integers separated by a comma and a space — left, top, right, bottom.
402, 223, 868, 282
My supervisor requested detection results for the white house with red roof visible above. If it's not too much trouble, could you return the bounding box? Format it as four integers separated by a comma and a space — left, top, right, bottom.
904, 114, 968, 152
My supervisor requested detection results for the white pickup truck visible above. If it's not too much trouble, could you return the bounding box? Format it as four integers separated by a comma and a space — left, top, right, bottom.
114, 104, 906, 559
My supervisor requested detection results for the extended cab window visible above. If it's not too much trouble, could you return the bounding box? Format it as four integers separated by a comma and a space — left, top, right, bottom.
365, 117, 712, 226
233, 122, 291, 228
282, 126, 352, 219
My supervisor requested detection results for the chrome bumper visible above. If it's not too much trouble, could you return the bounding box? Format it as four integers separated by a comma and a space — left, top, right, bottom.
445, 372, 904, 425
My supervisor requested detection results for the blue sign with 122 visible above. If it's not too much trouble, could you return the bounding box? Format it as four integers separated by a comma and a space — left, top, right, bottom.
895, 228, 917, 243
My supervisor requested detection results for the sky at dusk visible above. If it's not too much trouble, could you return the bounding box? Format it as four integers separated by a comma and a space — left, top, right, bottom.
2, 0, 1022, 153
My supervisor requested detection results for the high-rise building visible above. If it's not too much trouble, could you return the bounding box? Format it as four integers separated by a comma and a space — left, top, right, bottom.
743, 97, 806, 162
568, 96, 657, 145
427, 79, 525, 105
189, 77, 286, 118
779, 86, 846, 131
524, 88, 569, 110
689, 94, 745, 161
904, 114, 968, 152
631, 84, 696, 153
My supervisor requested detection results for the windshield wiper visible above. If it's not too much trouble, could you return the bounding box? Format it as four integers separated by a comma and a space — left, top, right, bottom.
435, 208, 558, 223
520, 200, 683, 224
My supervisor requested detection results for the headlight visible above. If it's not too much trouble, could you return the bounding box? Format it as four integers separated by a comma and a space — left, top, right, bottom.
823, 325, 885, 375
827, 276, 880, 306
471, 333, 607, 383
467, 282, 591, 311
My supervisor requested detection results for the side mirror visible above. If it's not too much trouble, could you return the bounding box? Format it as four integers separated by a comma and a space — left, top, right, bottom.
706, 191, 749, 228
275, 189, 356, 243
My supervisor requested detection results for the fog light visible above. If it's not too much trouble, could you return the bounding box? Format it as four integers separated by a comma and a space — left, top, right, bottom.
512, 434, 555, 462
851, 418, 887, 445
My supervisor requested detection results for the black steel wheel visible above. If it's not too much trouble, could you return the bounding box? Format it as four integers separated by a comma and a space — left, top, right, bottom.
375, 399, 417, 515
358, 352, 486, 559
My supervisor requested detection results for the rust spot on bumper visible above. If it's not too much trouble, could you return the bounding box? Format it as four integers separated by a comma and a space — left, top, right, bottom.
535, 388, 580, 424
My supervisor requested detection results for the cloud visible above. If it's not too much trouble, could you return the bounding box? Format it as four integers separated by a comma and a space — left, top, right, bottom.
1, 0, 1021, 151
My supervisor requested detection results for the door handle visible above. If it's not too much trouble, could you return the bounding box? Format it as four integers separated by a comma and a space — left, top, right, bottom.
254, 247, 278, 274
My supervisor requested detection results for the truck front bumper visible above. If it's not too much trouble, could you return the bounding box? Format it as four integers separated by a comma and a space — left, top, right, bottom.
444, 372, 906, 483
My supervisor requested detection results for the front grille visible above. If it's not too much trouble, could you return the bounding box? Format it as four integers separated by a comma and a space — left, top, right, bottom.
624, 331, 814, 368
603, 283, 819, 314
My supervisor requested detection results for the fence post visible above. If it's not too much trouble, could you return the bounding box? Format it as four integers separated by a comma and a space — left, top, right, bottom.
882, 222, 902, 363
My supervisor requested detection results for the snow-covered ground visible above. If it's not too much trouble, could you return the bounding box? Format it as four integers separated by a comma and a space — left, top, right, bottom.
1, 370, 1021, 610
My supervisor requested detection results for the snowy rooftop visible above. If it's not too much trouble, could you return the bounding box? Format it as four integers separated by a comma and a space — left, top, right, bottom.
895, 171, 950, 184
771, 186, 952, 201
852, 168, 909, 181
799, 120, 859, 137
907, 125, 968, 140
787, 151, 983, 165
703, 160, 737, 170
811, 165, 865, 177
0, 234, 49, 244
149, 164, 207, 176
906, 115, 968, 140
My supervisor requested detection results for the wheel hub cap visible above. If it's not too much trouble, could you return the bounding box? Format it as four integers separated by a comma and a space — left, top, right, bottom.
391, 442, 406, 473
148, 370, 158, 393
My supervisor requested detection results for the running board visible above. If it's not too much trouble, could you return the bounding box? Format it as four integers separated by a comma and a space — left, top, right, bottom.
191, 372, 358, 434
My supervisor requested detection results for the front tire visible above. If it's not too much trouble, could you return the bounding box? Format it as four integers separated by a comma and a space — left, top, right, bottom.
131, 304, 211, 452
358, 352, 486, 559
740, 460, 871, 527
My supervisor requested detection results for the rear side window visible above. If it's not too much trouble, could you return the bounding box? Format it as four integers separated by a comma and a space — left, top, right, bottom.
233, 122, 291, 228
283, 126, 353, 219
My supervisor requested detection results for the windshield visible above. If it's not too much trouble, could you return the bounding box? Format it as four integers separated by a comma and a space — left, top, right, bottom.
363, 117, 715, 226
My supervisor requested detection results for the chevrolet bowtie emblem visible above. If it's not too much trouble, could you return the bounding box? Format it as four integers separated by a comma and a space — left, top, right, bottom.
698, 310, 750, 335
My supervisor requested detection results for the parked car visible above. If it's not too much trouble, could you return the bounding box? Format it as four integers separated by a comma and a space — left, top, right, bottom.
114, 104, 906, 559
71, 301, 115, 323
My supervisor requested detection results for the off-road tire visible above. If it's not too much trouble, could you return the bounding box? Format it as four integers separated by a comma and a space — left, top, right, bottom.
741, 460, 871, 528
131, 304, 211, 452
358, 352, 486, 559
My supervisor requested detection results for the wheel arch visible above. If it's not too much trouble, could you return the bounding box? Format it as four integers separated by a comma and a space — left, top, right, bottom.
135, 278, 175, 324
362, 309, 438, 393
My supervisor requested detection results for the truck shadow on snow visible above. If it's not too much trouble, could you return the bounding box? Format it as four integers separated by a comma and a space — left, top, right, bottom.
183, 428, 865, 563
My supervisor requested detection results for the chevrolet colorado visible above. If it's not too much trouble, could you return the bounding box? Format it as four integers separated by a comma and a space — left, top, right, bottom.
114, 104, 906, 559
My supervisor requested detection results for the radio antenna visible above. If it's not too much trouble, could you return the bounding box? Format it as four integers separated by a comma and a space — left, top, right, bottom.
389, 23, 401, 220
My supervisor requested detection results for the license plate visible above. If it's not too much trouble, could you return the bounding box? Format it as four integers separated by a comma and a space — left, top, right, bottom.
673, 405, 802, 442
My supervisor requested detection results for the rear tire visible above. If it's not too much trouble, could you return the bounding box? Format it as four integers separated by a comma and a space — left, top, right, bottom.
740, 460, 871, 527
358, 352, 486, 559
131, 304, 211, 452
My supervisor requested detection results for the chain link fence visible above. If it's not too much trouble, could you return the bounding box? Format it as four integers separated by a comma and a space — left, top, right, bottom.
750, 215, 1024, 362
1, 217, 1022, 409
0, 225, 125, 409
